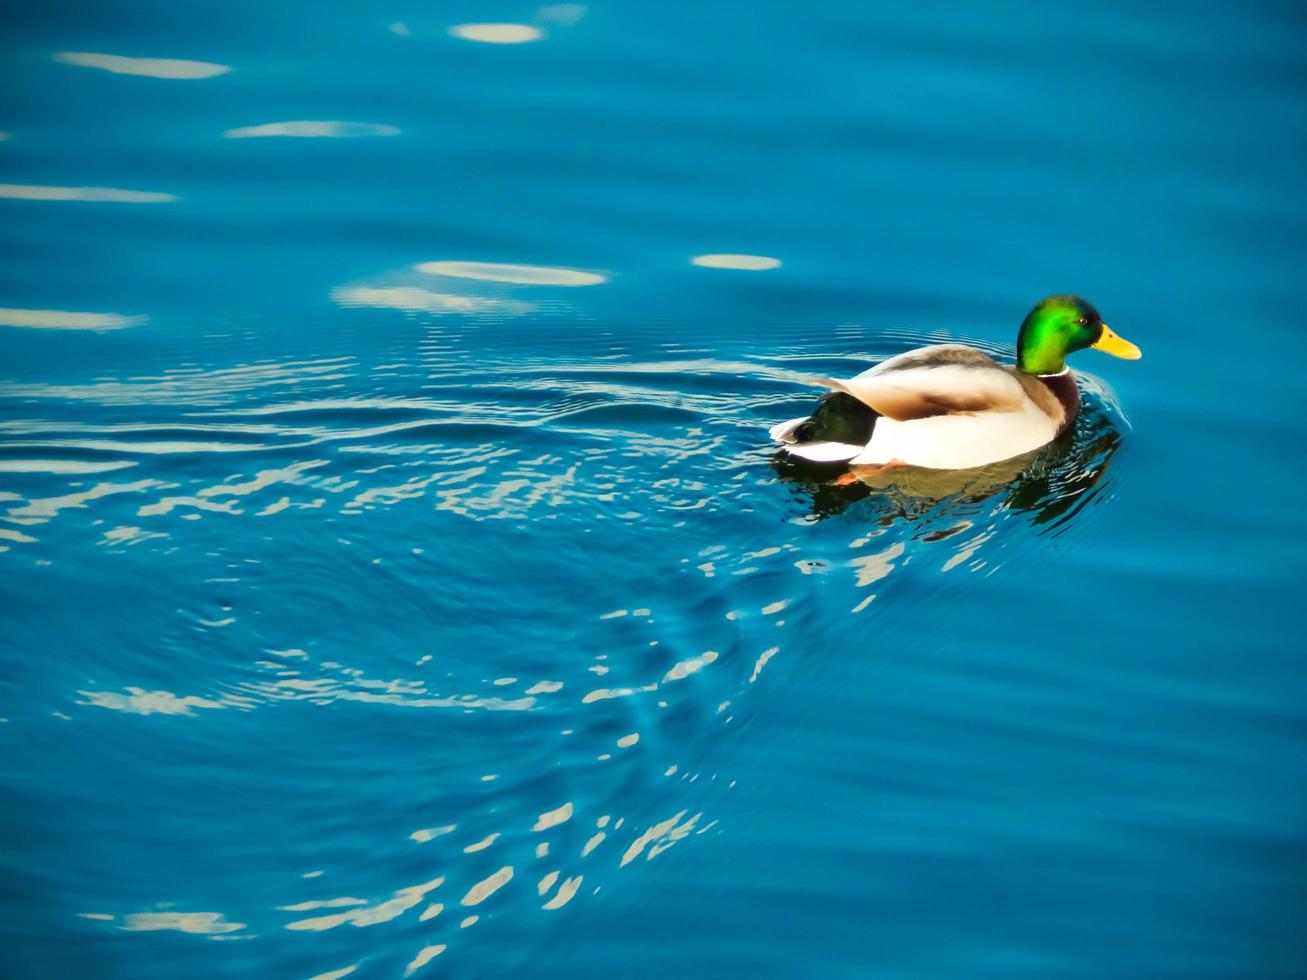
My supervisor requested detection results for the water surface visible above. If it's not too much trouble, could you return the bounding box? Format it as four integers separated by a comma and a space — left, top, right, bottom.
2, 2, 1306, 977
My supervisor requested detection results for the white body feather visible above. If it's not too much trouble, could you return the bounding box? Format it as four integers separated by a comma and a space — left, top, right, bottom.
849, 399, 1058, 468
768, 417, 864, 463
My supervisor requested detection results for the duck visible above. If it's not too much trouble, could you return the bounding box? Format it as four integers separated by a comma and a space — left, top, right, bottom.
769, 295, 1140, 471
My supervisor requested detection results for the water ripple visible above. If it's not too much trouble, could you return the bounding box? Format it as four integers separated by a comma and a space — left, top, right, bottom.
2, 337, 1130, 973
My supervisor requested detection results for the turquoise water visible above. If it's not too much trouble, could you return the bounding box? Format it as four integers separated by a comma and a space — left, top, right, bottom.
3, 2, 1306, 977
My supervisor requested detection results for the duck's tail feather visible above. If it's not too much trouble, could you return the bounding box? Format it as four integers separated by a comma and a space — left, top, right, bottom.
768, 391, 878, 465
769, 416, 809, 445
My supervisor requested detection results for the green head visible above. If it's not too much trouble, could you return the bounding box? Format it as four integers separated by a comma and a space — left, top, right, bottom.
1016, 295, 1141, 375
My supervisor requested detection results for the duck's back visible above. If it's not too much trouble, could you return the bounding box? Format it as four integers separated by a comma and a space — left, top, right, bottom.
863, 344, 1002, 378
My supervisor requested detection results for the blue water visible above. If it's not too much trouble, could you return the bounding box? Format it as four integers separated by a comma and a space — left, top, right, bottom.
3, 2, 1306, 977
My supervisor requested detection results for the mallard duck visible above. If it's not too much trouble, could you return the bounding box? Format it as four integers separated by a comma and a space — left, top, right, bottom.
770, 295, 1140, 470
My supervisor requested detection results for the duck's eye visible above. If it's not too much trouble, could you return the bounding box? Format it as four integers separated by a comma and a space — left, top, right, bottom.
1075, 317, 1088, 326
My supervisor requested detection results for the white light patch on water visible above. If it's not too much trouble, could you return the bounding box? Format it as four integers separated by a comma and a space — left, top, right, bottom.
101, 525, 169, 548
941, 526, 996, 573
0, 131, 10, 140
404, 945, 445, 976
460, 866, 513, 906
462, 832, 499, 853
121, 911, 245, 934
620, 810, 703, 866
750, 647, 779, 683
284, 876, 443, 930
617, 732, 639, 748
331, 286, 534, 316
416, 260, 604, 286
308, 967, 358, 980
0, 459, 136, 475
0, 184, 175, 203
54, 51, 231, 79
3, 479, 169, 527
532, 801, 573, 831
691, 253, 781, 270
449, 23, 543, 44
137, 494, 239, 517
662, 650, 718, 683
525, 679, 563, 694
224, 120, 400, 139
389, 22, 411, 36
226, 499, 278, 521
0, 308, 144, 331
621, 812, 685, 866
198, 461, 328, 500
850, 541, 905, 587
28, 439, 262, 457
77, 688, 244, 716
541, 875, 583, 910
581, 686, 642, 703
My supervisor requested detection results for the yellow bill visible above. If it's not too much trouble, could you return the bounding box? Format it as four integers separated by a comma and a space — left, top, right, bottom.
1091, 323, 1142, 360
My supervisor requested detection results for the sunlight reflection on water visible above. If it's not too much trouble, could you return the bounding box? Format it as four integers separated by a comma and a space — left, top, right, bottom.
5, 0, 1302, 975
0, 184, 176, 203
53, 51, 231, 79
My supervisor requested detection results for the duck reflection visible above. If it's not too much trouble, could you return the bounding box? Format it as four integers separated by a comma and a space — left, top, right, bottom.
772, 403, 1123, 527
